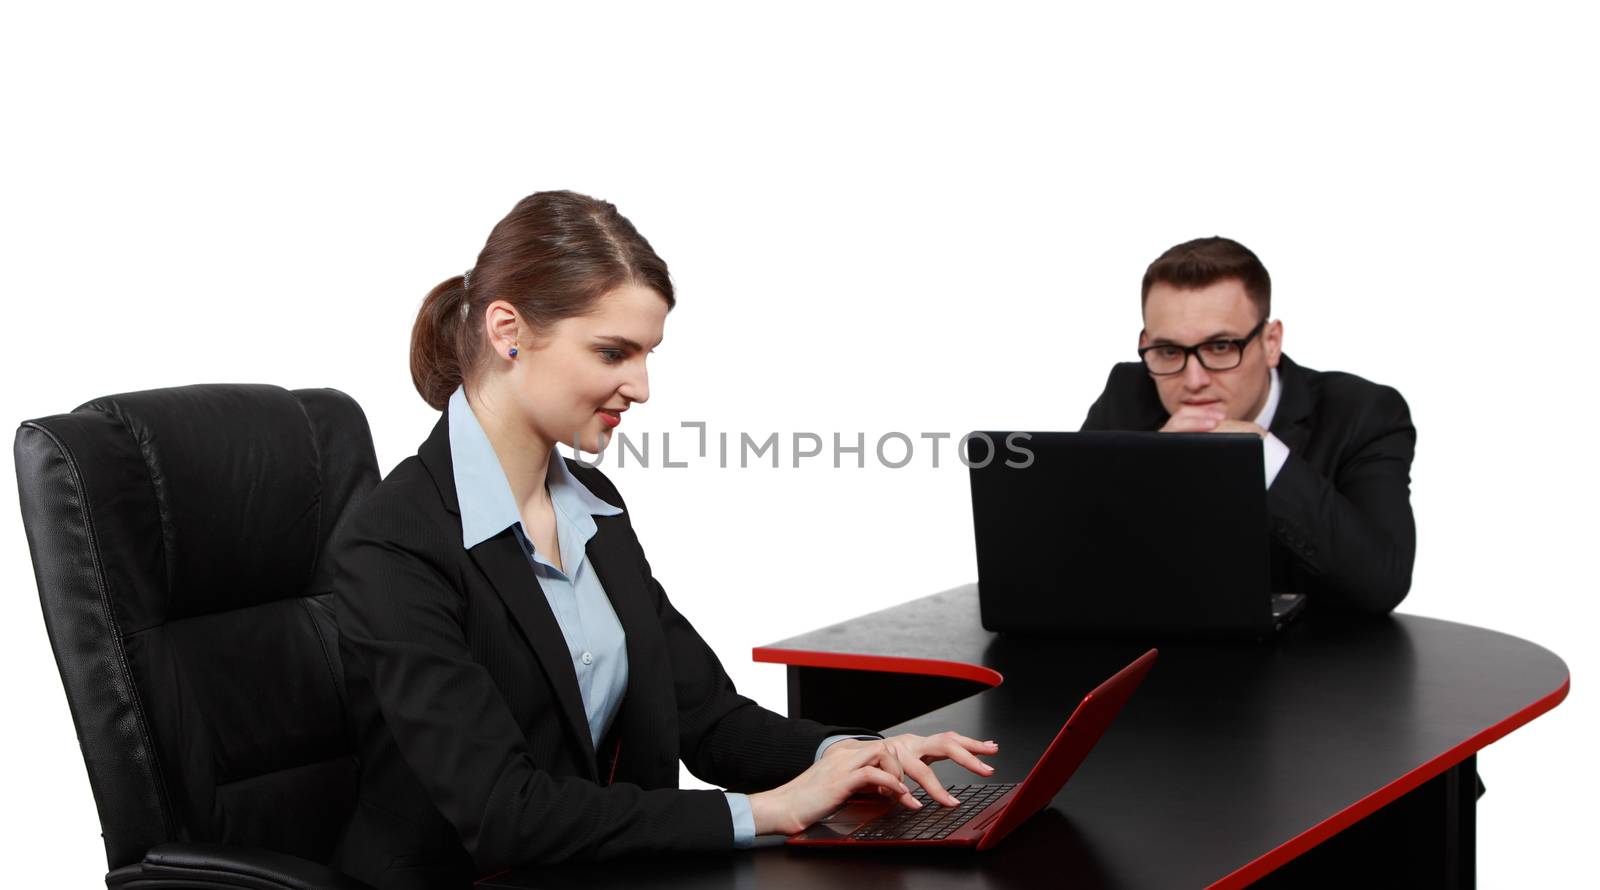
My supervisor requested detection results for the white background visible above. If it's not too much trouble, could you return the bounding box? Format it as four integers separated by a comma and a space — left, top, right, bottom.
2, 2, 1594, 885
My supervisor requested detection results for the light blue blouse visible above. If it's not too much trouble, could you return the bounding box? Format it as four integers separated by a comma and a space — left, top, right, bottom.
449, 386, 629, 747
449, 386, 837, 846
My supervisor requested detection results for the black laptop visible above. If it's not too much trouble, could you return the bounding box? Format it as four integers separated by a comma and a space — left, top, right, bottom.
967, 431, 1305, 639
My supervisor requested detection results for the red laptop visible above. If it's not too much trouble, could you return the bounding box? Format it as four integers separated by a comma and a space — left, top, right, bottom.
788, 648, 1157, 850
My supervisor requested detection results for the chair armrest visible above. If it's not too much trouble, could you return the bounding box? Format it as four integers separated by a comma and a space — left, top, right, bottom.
105, 842, 375, 890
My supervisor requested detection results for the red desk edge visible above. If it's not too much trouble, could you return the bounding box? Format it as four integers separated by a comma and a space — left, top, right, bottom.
752, 645, 1570, 889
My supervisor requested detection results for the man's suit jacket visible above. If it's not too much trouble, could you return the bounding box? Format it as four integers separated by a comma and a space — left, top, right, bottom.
329, 412, 866, 889
1080, 354, 1417, 614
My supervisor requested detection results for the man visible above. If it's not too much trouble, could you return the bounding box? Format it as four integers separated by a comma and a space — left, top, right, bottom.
1081, 236, 1416, 614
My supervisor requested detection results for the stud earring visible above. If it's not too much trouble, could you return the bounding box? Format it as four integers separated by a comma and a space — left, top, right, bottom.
508, 346, 519, 359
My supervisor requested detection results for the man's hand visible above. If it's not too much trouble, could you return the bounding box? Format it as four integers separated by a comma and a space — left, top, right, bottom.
1159, 405, 1266, 439
1212, 419, 1267, 438
1159, 404, 1225, 432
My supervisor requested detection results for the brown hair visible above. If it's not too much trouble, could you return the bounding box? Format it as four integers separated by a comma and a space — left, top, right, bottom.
409, 190, 675, 410
1140, 236, 1271, 321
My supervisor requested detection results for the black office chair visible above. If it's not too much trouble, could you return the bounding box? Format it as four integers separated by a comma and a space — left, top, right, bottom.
14, 384, 380, 890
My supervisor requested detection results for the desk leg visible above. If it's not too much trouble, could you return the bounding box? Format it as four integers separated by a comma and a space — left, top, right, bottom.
1256, 755, 1477, 889
785, 665, 991, 732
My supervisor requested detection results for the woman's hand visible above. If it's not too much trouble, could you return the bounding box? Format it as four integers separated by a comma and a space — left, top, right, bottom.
747, 732, 999, 836
828, 732, 999, 808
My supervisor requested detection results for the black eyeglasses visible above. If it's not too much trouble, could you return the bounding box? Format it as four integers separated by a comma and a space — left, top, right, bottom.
1138, 319, 1267, 376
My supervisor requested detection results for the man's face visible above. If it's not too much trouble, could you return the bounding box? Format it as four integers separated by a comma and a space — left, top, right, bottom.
1139, 278, 1282, 422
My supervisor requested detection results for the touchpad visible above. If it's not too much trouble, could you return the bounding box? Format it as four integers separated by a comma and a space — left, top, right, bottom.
818, 797, 896, 824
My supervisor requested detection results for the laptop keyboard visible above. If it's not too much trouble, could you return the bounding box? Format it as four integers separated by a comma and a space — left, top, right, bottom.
847, 783, 1017, 841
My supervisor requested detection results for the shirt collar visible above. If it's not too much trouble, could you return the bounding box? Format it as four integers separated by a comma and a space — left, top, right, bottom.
447, 385, 622, 550
1252, 366, 1282, 431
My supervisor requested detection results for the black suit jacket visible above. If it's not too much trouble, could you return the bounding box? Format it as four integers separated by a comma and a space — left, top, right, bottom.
1081, 354, 1417, 614
329, 412, 865, 889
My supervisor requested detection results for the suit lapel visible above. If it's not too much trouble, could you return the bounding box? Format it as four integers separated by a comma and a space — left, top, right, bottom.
470, 534, 599, 776
1269, 355, 1316, 453
419, 412, 600, 777
584, 512, 672, 783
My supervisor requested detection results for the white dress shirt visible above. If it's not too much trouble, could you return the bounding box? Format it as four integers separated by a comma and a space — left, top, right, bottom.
1254, 366, 1290, 487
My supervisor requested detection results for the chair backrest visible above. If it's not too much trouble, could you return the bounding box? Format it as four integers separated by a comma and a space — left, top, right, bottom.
14, 384, 380, 872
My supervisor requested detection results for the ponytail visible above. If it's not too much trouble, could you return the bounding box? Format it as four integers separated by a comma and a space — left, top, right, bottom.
409, 274, 469, 411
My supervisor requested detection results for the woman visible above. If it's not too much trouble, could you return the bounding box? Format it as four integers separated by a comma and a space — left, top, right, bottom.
330, 191, 998, 889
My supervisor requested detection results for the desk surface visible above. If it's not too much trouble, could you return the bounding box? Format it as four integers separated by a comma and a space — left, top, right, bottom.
481, 585, 1568, 889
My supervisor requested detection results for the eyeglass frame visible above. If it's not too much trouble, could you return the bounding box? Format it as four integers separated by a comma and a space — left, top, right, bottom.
1137, 319, 1268, 376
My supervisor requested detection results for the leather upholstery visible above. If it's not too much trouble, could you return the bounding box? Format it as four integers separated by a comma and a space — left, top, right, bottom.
14, 384, 380, 887
106, 842, 375, 890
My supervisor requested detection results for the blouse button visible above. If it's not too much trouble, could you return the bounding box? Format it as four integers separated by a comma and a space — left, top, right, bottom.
581, 651, 593, 666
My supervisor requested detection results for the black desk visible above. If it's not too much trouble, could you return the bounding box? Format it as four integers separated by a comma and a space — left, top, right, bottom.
480, 585, 1567, 889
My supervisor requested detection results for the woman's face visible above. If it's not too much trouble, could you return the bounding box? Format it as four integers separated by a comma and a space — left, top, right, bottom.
485, 281, 668, 454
